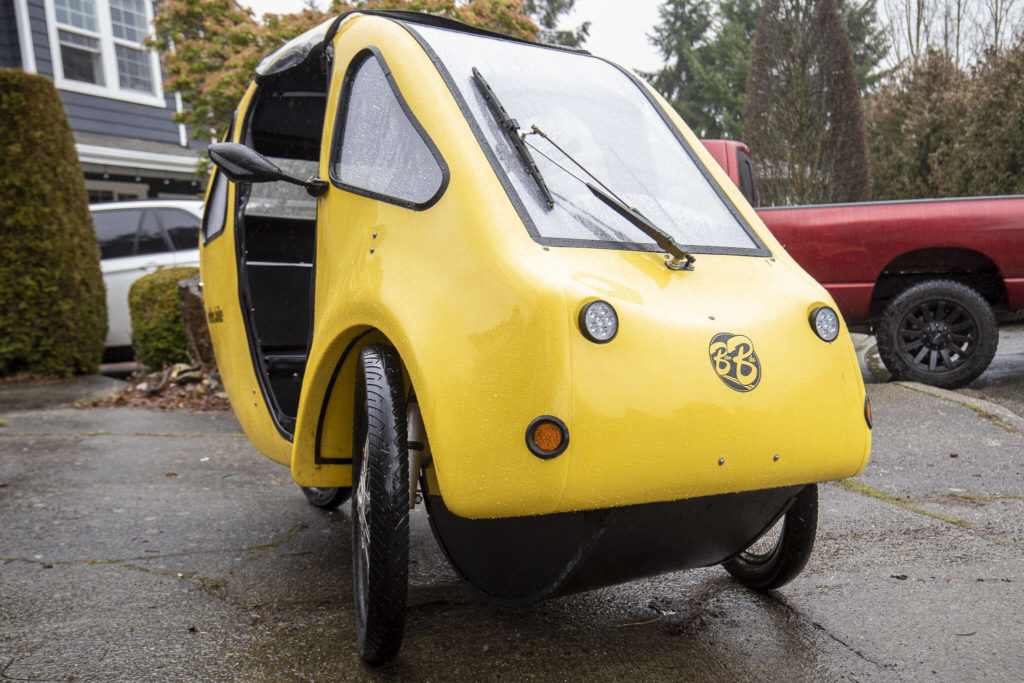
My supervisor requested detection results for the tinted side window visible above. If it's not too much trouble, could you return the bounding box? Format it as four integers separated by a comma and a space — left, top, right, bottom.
136, 210, 170, 256
331, 51, 447, 209
159, 209, 201, 250
203, 171, 228, 243
737, 150, 759, 207
93, 209, 142, 259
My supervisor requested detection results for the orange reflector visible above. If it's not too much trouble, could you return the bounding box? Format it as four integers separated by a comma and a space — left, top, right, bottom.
526, 416, 569, 459
533, 422, 563, 451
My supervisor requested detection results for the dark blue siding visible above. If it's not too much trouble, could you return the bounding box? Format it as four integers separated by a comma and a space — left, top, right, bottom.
61, 90, 180, 144
28, 0, 50, 77
1, 2, 20, 68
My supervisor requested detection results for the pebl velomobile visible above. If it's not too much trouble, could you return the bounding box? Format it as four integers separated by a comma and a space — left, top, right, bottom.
200, 10, 872, 664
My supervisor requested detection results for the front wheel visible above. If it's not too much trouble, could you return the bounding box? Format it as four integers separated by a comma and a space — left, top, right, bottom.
723, 484, 817, 591
875, 280, 998, 389
351, 345, 409, 665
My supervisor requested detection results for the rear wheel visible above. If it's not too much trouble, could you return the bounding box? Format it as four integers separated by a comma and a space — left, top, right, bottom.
875, 280, 998, 389
300, 486, 350, 509
351, 345, 409, 665
723, 484, 817, 591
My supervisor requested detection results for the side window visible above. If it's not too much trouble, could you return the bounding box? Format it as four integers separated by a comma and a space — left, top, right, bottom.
159, 209, 201, 250
737, 150, 759, 207
93, 209, 141, 259
203, 171, 228, 243
135, 210, 170, 255
330, 51, 448, 209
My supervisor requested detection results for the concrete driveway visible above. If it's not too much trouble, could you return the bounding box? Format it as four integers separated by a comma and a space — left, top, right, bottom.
1, 336, 1022, 680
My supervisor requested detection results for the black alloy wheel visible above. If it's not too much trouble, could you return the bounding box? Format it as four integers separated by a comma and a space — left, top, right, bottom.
876, 280, 998, 389
723, 484, 818, 591
351, 345, 409, 665
300, 486, 351, 509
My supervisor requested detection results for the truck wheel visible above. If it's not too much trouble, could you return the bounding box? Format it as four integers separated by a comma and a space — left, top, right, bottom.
351, 345, 409, 665
300, 486, 351, 509
723, 484, 817, 591
876, 280, 998, 389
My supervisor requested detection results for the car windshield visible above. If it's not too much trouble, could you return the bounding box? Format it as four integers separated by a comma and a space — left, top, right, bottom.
406, 23, 763, 255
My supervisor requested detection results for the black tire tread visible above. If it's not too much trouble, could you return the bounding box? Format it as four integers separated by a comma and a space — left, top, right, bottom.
353, 345, 409, 665
875, 279, 997, 389
300, 486, 351, 509
723, 484, 818, 591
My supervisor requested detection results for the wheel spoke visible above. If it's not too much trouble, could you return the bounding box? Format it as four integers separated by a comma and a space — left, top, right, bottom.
357, 433, 371, 569
913, 347, 929, 364
903, 339, 924, 352
929, 349, 938, 370
939, 349, 955, 368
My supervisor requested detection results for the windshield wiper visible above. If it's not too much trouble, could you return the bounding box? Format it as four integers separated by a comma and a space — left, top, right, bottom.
523, 126, 695, 271
471, 67, 554, 209
585, 182, 695, 271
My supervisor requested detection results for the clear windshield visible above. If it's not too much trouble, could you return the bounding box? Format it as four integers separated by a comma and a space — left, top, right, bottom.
409, 24, 762, 254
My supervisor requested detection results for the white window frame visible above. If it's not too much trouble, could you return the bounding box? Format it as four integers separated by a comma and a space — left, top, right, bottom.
44, 0, 166, 108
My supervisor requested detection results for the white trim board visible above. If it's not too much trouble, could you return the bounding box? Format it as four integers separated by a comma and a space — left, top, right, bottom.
77, 143, 199, 174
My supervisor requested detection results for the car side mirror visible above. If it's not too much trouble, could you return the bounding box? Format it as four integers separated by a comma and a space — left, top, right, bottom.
208, 142, 328, 197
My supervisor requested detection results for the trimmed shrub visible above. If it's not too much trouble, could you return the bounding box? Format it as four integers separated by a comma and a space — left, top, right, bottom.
129, 267, 198, 369
0, 69, 106, 376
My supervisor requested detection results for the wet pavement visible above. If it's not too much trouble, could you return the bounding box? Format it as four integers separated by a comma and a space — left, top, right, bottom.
1, 331, 1022, 681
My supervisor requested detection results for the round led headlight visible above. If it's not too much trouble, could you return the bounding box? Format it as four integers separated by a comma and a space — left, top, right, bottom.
579, 300, 618, 343
810, 306, 840, 342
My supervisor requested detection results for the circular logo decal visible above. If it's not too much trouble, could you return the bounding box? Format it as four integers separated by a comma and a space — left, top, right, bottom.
709, 333, 761, 392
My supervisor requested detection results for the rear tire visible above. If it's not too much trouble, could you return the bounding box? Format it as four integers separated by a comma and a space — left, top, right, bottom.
300, 486, 351, 509
875, 280, 998, 389
351, 345, 409, 665
723, 484, 817, 591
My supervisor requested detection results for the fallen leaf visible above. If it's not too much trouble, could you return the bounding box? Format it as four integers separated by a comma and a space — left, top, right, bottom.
950, 453, 959, 458
165, 472, 178, 478
890, 573, 909, 580
188, 625, 197, 633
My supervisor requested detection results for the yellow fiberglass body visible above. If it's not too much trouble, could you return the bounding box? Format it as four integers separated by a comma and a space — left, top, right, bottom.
201, 12, 870, 521
201, 15, 872, 639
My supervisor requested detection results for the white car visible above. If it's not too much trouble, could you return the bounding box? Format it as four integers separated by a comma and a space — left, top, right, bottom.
90, 200, 203, 353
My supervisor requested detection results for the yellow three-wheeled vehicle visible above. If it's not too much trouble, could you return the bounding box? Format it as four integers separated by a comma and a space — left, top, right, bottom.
200, 10, 871, 664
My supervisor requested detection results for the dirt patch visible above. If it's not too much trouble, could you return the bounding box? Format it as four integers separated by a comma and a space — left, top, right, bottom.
77, 363, 231, 412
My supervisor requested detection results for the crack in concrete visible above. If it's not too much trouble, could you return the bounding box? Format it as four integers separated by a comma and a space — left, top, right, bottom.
768, 593, 896, 673
0, 523, 310, 588
831, 480, 976, 529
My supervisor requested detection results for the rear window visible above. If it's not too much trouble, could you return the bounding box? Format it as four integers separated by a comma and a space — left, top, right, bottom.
93, 209, 141, 259
159, 209, 201, 250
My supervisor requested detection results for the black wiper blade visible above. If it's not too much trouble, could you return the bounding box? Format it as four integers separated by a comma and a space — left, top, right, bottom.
521, 125, 694, 271
471, 67, 554, 208
585, 183, 695, 271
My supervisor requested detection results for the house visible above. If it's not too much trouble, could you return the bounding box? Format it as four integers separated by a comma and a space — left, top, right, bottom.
1, 0, 204, 202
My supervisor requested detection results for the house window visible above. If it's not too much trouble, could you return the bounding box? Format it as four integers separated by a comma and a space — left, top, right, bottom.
47, 0, 164, 106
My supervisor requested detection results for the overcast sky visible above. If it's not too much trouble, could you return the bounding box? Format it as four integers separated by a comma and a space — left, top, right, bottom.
238, 0, 666, 73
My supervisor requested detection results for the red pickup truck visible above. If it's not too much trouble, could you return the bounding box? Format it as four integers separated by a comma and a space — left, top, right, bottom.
702, 139, 1024, 389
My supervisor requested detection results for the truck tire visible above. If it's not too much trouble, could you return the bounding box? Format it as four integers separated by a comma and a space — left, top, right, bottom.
300, 486, 351, 509
351, 345, 409, 665
876, 280, 998, 389
723, 484, 817, 591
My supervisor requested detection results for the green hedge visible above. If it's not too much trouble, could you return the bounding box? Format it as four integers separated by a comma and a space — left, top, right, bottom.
129, 267, 198, 369
0, 69, 106, 376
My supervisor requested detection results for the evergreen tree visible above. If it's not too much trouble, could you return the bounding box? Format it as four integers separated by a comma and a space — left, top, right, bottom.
646, 0, 886, 140
646, 0, 717, 135
743, 0, 871, 204
523, 0, 589, 46
866, 51, 968, 199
